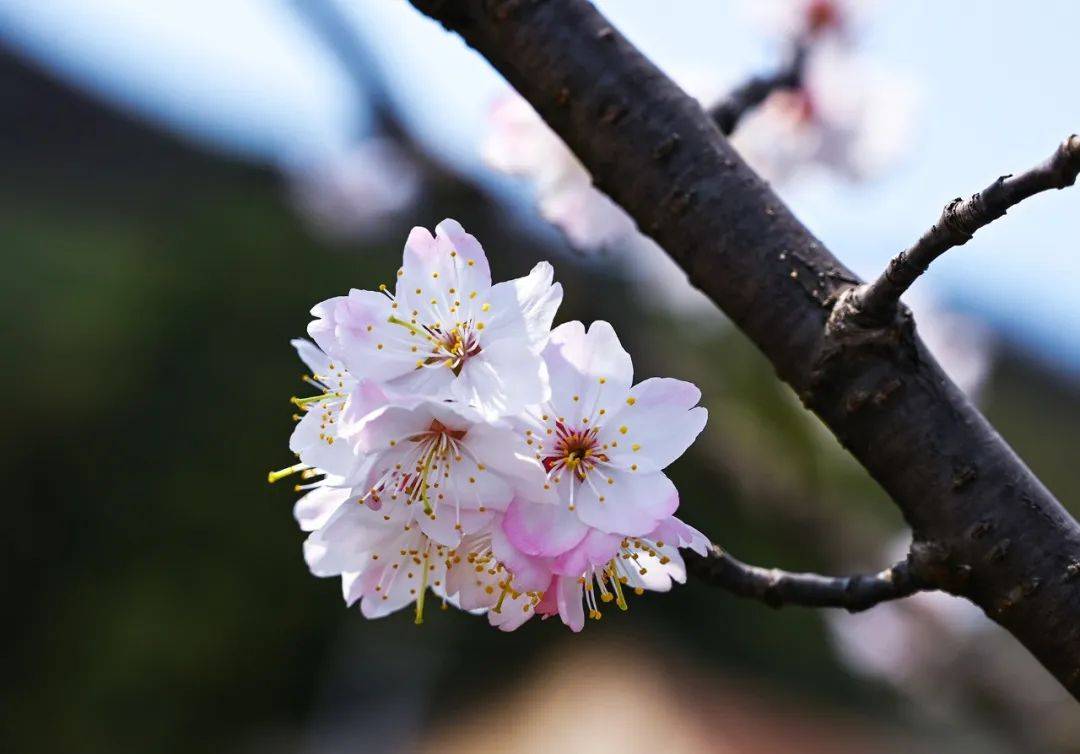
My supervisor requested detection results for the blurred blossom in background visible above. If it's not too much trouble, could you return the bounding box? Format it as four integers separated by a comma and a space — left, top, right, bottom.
2, 1, 1079, 753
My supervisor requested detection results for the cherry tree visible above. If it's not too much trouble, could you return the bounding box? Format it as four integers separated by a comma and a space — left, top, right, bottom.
276, 0, 1080, 705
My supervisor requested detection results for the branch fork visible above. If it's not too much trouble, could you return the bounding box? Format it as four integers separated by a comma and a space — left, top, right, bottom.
840, 135, 1080, 328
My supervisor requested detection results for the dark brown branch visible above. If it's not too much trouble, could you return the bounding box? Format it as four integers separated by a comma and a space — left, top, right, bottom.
687, 545, 922, 612
849, 135, 1080, 324
709, 44, 807, 136
407, 0, 1080, 700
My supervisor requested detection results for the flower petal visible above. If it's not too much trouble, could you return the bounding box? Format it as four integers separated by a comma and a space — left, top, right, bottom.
491, 520, 554, 593
556, 576, 586, 632
574, 469, 679, 536
308, 289, 414, 381
603, 378, 707, 473
543, 320, 632, 421
503, 498, 589, 558
294, 484, 352, 532
435, 218, 492, 293
453, 337, 549, 419
551, 527, 621, 577
288, 405, 358, 477
482, 261, 563, 350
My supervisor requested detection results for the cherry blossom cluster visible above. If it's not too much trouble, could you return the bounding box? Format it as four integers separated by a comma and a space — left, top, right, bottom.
270, 219, 709, 630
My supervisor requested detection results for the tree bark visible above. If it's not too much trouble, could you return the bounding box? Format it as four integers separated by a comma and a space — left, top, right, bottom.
407, 0, 1080, 699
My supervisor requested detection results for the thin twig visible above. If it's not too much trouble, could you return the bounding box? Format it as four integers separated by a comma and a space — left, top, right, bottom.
687, 544, 922, 612
850, 135, 1080, 324
709, 44, 808, 136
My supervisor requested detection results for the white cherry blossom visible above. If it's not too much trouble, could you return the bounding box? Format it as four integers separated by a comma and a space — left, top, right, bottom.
308, 219, 562, 420
731, 44, 918, 185
338, 398, 548, 548
506, 321, 707, 546
286, 139, 422, 241
483, 95, 637, 251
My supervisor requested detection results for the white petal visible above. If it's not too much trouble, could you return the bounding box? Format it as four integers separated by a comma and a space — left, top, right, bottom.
481, 261, 563, 350
556, 576, 586, 632
308, 289, 415, 381
418, 507, 494, 548
288, 407, 358, 478
543, 320, 632, 421
574, 469, 678, 537
551, 528, 622, 578
294, 484, 352, 532
648, 515, 711, 556
435, 218, 492, 292
603, 378, 707, 473
291, 338, 333, 378
454, 338, 549, 419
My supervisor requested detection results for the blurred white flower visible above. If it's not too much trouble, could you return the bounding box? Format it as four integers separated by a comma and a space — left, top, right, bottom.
286, 139, 422, 240
732, 45, 918, 185
741, 0, 872, 42
483, 95, 638, 250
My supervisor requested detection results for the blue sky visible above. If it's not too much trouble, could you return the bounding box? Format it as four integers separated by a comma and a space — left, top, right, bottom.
0, 0, 1077, 368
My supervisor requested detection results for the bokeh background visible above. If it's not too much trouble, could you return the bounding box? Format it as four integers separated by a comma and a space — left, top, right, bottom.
3, 1, 1079, 752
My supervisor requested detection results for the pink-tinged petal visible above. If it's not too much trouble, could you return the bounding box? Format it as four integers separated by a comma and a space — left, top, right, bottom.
341, 571, 365, 607
603, 378, 707, 473
648, 515, 711, 556
552, 528, 621, 577
398, 223, 491, 317
291, 338, 334, 379
491, 521, 554, 593
418, 507, 494, 548
574, 469, 679, 536
399, 225, 439, 282
308, 289, 413, 381
556, 576, 586, 632
304, 529, 373, 579
446, 454, 515, 513
460, 421, 552, 503
294, 484, 351, 532
337, 379, 393, 435
503, 498, 589, 558
482, 261, 563, 350
435, 218, 492, 292
359, 567, 416, 619
488, 592, 538, 631
288, 407, 357, 477
538, 180, 637, 250
543, 320, 632, 420
453, 337, 549, 419
534, 576, 560, 617
304, 501, 406, 577
447, 554, 499, 612
345, 402, 432, 454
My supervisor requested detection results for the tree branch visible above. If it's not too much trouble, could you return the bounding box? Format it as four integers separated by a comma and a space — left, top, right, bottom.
709, 44, 807, 136
687, 545, 922, 612
407, 0, 1080, 700
848, 135, 1080, 324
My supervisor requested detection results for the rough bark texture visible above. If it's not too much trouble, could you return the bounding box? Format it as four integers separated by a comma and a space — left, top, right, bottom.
407, 0, 1080, 698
